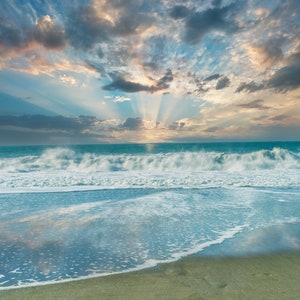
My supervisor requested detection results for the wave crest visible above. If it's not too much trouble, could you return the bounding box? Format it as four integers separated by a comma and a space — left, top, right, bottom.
0, 147, 299, 173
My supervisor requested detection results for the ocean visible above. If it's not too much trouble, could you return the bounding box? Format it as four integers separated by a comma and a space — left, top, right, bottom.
0, 141, 300, 289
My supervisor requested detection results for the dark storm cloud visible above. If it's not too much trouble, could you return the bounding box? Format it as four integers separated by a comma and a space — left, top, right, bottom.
204, 73, 221, 81
235, 81, 264, 93
267, 64, 300, 92
156, 69, 174, 90
216, 76, 230, 90
66, 1, 155, 50
183, 3, 240, 44
237, 63, 300, 94
66, 5, 110, 50
0, 19, 27, 50
33, 16, 66, 50
169, 5, 189, 19
186, 72, 208, 94
111, 1, 154, 36
237, 99, 269, 110
103, 76, 155, 93
0, 14, 66, 52
103, 70, 173, 93
4, 3, 142, 54
122, 117, 143, 130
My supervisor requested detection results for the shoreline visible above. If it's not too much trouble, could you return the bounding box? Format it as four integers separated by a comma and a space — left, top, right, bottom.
1, 252, 300, 300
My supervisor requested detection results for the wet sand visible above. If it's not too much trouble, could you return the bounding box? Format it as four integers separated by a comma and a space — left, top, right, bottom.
1, 252, 300, 300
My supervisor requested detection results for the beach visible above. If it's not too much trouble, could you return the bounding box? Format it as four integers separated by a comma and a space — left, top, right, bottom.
1, 252, 300, 300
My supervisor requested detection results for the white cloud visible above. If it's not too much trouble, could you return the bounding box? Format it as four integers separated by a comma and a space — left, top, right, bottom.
112, 96, 132, 103
60, 74, 77, 85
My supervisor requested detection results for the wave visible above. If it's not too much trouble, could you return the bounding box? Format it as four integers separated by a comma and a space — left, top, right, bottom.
0, 147, 300, 173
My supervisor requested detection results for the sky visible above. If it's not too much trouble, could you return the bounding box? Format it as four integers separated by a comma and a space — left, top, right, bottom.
0, 0, 300, 145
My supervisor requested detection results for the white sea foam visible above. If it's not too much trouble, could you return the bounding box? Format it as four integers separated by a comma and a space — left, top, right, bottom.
0, 147, 299, 173
0, 169, 299, 193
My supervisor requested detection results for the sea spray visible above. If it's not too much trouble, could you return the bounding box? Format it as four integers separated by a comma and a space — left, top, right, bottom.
0, 142, 300, 288
1, 146, 300, 173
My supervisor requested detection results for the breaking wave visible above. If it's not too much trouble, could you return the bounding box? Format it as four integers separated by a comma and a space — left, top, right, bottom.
0, 147, 299, 173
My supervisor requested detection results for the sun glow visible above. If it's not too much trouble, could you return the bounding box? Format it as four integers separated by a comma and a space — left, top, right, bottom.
143, 119, 158, 129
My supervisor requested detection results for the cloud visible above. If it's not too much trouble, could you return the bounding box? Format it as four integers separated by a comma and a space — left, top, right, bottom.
119, 117, 161, 132
6, 53, 90, 77
112, 96, 132, 103
287, 51, 300, 64
235, 81, 264, 93
141, 35, 174, 73
169, 5, 189, 20
259, 38, 284, 64
66, 0, 155, 50
244, 38, 284, 67
237, 99, 269, 110
103, 75, 155, 93
235, 61, 300, 94
103, 69, 173, 93
0, 0, 300, 142
156, 69, 174, 90
85, 61, 107, 77
183, 3, 239, 44
212, 0, 223, 7
267, 64, 300, 92
270, 114, 288, 121
216, 76, 230, 90
59, 74, 77, 86
204, 126, 220, 133
0, 115, 97, 131
0, 115, 111, 145
122, 117, 143, 130
110, 0, 155, 37
0, 13, 77, 77
0, 14, 66, 54
33, 15, 66, 50
66, 5, 110, 50
204, 74, 221, 81
0, 19, 27, 51
168, 121, 186, 130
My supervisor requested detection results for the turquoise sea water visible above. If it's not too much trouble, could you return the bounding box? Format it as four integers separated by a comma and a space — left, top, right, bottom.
0, 142, 300, 288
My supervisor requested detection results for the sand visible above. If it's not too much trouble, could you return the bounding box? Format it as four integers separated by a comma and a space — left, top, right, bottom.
1, 252, 300, 300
